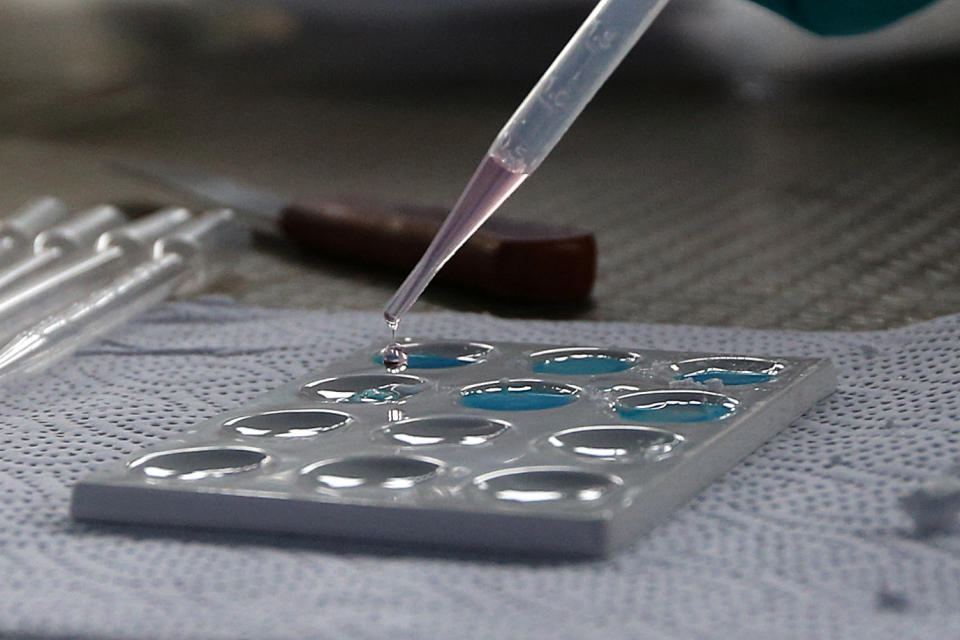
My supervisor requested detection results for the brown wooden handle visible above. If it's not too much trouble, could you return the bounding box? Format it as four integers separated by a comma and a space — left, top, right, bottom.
278, 196, 595, 302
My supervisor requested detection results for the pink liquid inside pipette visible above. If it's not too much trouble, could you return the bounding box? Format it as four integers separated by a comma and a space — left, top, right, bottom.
382, 154, 528, 330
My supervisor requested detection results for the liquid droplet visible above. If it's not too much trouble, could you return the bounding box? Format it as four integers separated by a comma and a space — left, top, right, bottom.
381, 343, 408, 373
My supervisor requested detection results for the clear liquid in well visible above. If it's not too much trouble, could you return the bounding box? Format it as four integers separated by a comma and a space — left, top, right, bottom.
130, 447, 267, 480
305, 456, 441, 490
531, 349, 638, 375
616, 391, 737, 423
548, 426, 682, 461
304, 374, 425, 404
672, 357, 784, 387
684, 370, 772, 385
222, 410, 350, 438
475, 469, 618, 504
382, 416, 509, 446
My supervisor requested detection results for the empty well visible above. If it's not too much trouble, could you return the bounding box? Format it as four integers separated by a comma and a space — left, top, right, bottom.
222, 409, 351, 438
301, 456, 442, 490
374, 341, 493, 369
460, 379, 580, 411
129, 446, 268, 480
615, 390, 738, 423
380, 416, 510, 446
474, 467, 621, 503
671, 357, 784, 386
548, 426, 683, 461
531, 347, 639, 375
302, 374, 426, 403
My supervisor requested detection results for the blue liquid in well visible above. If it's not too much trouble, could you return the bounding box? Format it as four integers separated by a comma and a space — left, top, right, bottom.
618, 401, 733, 423
374, 353, 468, 369
462, 389, 577, 411
533, 354, 633, 375
682, 371, 773, 386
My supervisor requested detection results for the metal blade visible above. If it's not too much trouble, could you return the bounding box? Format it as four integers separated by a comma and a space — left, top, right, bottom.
107, 158, 285, 234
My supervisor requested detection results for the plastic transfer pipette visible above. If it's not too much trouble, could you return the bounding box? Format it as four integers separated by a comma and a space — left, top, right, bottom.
0, 210, 244, 380
0, 207, 190, 343
383, 0, 671, 328
0, 205, 124, 295
0, 198, 69, 267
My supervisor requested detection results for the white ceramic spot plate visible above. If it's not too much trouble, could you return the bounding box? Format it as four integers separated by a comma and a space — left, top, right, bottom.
71, 341, 836, 556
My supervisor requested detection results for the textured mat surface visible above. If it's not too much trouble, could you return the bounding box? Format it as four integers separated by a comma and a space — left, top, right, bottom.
1, 298, 958, 640
2, 50, 958, 332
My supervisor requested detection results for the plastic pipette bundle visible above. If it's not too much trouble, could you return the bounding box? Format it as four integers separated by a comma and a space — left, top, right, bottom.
383, 0, 672, 327
0, 198, 69, 267
0, 205, 125, 295
0, 207, 190, 343
0, 209, 245, 380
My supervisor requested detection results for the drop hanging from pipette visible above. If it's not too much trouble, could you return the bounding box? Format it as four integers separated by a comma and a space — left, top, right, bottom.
381, 319, 408, 373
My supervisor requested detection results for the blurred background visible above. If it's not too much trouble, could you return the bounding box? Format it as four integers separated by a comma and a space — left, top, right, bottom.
1, 0, 959, 329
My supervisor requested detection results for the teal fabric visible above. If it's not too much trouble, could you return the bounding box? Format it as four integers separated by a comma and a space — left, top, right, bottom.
752, 0, 938, 34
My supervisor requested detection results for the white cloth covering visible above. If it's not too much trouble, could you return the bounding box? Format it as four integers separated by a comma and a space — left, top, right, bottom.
1, 297, 957, 640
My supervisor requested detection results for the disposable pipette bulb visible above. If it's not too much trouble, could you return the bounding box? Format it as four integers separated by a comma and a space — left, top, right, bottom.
0, 197, 69, 267
153, 208, 246, 293
97, 207, 191, 254
0, 209, 243, 381
383, 0, 672, 327
35, 205, 125, 254
0, 206, 126, 296
0, 208, 193, 345
0, 254, 188, 381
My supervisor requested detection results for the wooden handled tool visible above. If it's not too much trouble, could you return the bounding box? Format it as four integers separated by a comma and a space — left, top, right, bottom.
111, 160, 596, 302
